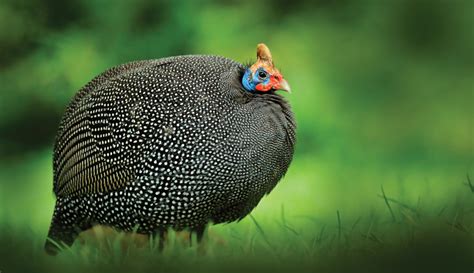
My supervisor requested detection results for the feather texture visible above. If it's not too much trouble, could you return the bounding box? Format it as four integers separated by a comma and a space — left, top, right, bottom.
45, 55, 296, 254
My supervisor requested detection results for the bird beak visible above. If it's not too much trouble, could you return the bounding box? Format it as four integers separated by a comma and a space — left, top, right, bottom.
277, 79, 291, 93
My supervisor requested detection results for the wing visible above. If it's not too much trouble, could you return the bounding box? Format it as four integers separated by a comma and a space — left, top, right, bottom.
53, 60, 170, 197
53, 55, 240, 197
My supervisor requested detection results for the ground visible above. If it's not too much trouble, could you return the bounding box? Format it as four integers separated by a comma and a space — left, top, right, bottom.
0, 151, 472, 273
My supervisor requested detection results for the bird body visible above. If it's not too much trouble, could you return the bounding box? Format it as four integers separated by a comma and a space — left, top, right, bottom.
45, 44, 295, 254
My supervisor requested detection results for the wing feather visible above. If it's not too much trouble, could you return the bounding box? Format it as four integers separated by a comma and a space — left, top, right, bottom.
53, 60, 167, 197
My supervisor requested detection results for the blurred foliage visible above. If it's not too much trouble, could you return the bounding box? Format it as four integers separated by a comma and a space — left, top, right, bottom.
0, 0, 473, 271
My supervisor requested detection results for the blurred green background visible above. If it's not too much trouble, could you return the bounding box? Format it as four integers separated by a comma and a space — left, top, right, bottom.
0, 0, 473, 271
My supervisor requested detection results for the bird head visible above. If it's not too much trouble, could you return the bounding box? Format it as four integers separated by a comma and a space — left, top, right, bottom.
242, 43, 291, 93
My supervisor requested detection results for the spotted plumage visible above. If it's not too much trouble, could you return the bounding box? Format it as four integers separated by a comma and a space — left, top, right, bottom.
45, 44, 296, 254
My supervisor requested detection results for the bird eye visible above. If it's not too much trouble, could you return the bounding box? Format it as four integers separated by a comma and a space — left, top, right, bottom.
258, 71, 268, 79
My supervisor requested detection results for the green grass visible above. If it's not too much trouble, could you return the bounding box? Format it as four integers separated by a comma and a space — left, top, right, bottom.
1, 193, 473, 273
0, 150, 473, 273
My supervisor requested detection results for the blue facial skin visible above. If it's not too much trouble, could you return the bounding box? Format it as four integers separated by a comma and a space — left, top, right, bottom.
242, 68, 270, 92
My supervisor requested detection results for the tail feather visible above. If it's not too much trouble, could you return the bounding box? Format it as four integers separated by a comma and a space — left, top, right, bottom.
44, 200, 88, 255
44, 222, 77, 255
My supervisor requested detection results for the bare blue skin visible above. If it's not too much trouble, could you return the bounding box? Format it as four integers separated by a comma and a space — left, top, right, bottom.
242, 67, 270, 92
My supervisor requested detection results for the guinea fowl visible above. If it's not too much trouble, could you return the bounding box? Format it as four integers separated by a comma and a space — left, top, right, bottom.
45, 43, 296, 254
